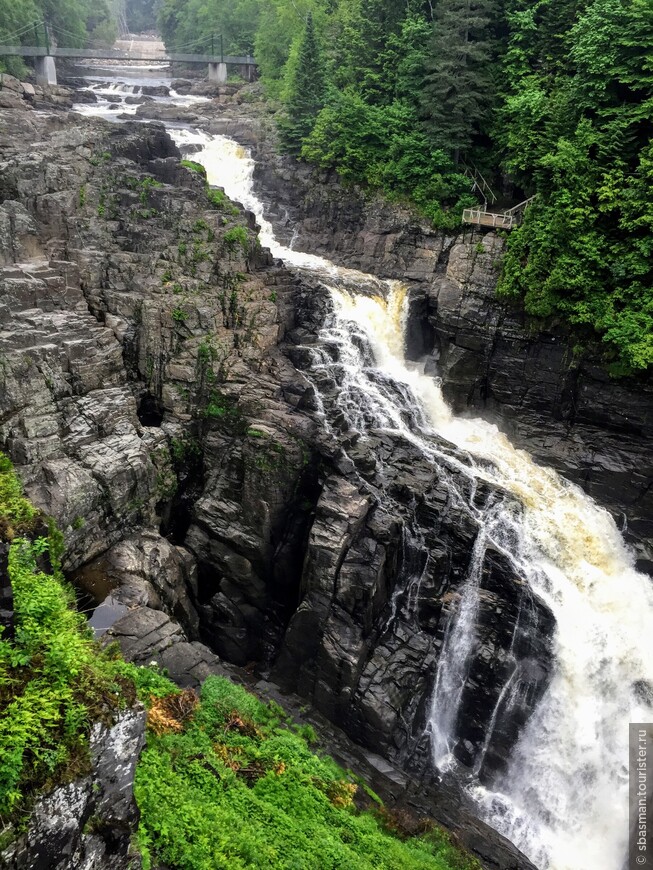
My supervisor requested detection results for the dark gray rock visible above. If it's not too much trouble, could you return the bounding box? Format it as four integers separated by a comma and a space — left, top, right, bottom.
1, 708, 146, 870
427, 234, 653, 569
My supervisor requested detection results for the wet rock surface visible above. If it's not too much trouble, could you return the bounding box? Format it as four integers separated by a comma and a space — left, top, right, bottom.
428, 234, 653, 569
0, 102, 547, 869
247, 135, 653, 569
1, 708, 146, 870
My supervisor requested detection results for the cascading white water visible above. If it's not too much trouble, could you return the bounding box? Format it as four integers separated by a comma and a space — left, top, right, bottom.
171, 131, 653, 870
72, 72, 209, 119
73, 90, 653, 867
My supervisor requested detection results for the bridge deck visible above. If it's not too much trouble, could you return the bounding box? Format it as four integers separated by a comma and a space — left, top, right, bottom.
0, 45, 254, 65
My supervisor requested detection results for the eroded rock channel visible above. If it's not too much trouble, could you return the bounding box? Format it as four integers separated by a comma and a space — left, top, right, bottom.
1, 75, 651, 870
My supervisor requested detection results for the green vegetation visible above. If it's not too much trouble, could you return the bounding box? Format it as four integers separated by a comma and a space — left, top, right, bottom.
159, 0, 260, 55
162, 0, 653, 373
0, 453, 137, 819
495, 0, 653, 374
126, 0, 157, 34
181, 159, 207, 178
277, 12, 326, 155
0, 453, 37, 540
206, 187, 226, 208
223, 225, 250, 255
202, 391, 232, 419
0, 453, 477, 869
136, 675, 479, 870
0, 0, 119, 76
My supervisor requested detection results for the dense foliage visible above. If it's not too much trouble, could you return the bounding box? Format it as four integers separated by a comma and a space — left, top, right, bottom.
160, 0, 653, 372
0, 453, 140, 819
277, 13, 326, 155
126, 0, 158, 33
136, 675, 479, 870
158, 0, 259, 55
0, 452, 479, 868
0, 0, 118, 75
496, 0, 653, 374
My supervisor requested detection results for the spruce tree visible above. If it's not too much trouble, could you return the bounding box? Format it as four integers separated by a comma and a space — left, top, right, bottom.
278, 12, 326, 156
420, 0, 497, 162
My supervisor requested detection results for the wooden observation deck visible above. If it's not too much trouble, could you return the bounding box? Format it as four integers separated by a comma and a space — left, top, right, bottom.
462, 196, 536, 230
460, 165, 535, 230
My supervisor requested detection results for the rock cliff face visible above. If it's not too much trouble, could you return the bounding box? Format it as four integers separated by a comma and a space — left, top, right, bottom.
249, 147, 653, 570
0, 106, 541, 868
1, 708, 146, 870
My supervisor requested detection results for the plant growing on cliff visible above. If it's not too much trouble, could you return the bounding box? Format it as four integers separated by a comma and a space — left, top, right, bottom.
134, 675, 480, 870
0, 453, 139, 819
223, 225, 250, 255
181, 159, 206, 178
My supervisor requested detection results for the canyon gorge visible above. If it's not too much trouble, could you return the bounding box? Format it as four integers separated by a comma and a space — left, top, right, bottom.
0, 66, 651, 870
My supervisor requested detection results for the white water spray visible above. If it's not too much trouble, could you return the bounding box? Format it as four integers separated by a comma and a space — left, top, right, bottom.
74, 91, 652, 867
177, 131, 653, 870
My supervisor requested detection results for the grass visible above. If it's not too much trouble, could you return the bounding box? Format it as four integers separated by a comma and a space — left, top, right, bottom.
223, 226, 249, 255
181, 159, 207, 178
0, 453, 38, 540
135, 676, 480, 870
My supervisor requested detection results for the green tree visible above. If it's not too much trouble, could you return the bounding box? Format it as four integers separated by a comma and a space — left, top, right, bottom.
420, 0, 499, 161
498, 0, 653, 372
126, 0, 157, 32
158, 0, 260, 55
277, 12, 327, 155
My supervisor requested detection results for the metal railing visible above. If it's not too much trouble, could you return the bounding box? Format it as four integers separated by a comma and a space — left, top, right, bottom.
462, 196, 536, 231
0, 44, 256, 66
462, 208, 514, 229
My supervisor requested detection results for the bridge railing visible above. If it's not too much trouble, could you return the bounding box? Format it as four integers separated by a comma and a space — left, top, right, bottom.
0, 44, 255, 65
462, 208, 514, 230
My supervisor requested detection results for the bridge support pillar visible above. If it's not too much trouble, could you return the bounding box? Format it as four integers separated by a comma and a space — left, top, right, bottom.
239, 64, 256, 82
208, 62, 228, 85
35, 55, 57, 87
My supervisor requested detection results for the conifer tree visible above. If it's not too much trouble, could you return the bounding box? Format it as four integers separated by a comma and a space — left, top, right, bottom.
277, 12, 327, 155
420, 0, 497, 162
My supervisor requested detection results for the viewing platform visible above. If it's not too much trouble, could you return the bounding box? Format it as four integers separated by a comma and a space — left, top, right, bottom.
462, 196, 536, 231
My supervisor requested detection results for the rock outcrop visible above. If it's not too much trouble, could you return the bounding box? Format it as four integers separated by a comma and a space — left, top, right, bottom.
1, 708, 146, 870
427, 234, 653, 570
0, 104, 551, 870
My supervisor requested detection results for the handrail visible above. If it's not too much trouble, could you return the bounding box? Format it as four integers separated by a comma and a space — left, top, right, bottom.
462, 195, 535, 230
504, 195, 536, 216
0, 44, 256, 65
461, 162, 498, 206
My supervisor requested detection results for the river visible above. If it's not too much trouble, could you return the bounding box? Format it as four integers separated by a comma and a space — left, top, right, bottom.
73, 69, 653, 870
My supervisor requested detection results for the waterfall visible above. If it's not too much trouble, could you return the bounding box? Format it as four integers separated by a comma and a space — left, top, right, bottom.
60, 88, 651, 866
171, 130, 653, 870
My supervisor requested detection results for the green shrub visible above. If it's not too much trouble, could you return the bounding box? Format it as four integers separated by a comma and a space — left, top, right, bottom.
223, 226, 249, 255
181, 159, 207, 178
0, 454, 140, 819
135, 676, 479, 870
207, 187, 226, 208
0, 454, 38, 539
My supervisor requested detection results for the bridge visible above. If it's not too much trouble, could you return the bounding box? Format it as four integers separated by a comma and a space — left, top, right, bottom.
0, 43, 257, 87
